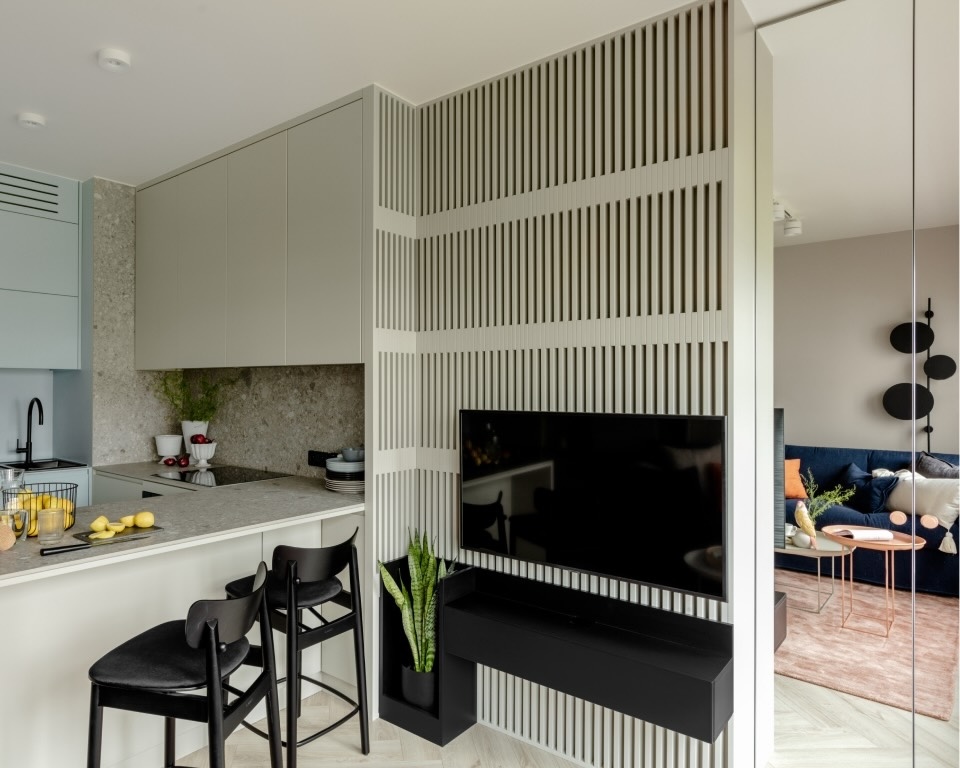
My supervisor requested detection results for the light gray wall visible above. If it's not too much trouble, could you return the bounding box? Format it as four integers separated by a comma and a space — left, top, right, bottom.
0, 371, 54, 461
774, 225, 959, 452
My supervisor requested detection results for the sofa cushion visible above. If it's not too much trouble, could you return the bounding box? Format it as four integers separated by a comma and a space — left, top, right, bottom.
840, 462, 899, 515
784, 459, 808, 499
917, 451, 960, 479
880, 470, 960, 530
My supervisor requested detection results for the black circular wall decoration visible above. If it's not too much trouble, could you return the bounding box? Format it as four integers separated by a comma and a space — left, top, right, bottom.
889, 322, 934, 354
924, 354, 958, 380
883, 299, 956, 452
882, 383, 934, 420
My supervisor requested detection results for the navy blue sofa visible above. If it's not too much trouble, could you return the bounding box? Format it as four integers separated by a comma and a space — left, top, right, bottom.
775, 444, 959, 597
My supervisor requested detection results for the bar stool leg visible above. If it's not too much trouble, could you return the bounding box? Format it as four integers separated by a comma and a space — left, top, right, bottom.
87, 685, 103, 768
352, 606, 370, 754
287, 605, 298, 768
163, 717, 176, 768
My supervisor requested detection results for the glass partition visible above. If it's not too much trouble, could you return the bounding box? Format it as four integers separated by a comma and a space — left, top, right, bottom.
760, 0, 958, 765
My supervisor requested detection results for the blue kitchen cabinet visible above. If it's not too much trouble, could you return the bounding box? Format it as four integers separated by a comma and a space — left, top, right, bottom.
0, 163, 81, 369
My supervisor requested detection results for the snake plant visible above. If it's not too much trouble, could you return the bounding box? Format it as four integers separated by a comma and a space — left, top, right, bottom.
378, 530, 452, 673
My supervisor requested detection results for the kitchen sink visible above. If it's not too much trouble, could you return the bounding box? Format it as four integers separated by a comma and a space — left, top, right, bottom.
1, 458, 86, 471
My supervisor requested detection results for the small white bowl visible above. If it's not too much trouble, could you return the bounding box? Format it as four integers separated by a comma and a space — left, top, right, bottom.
341, 447, 365, 462
155, 434, 182, 459
190, 442, 217, 467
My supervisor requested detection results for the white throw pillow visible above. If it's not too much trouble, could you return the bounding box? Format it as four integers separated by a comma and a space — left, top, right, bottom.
885, 470, 960, 530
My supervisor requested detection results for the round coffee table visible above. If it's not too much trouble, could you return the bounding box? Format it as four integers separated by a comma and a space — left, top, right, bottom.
774, 531, 854, 613
821, 524, 926, 636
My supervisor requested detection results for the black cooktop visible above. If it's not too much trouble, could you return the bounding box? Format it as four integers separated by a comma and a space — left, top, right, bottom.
152, 465, 289, 487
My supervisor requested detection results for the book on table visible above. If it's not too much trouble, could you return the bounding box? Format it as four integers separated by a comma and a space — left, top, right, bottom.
832, 528, 894, 541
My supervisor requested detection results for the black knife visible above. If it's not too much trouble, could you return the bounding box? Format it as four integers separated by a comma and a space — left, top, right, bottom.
40, 530, 158, 556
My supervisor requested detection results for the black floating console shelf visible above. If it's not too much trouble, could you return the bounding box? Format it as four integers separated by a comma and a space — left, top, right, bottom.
444, 569, 733, 744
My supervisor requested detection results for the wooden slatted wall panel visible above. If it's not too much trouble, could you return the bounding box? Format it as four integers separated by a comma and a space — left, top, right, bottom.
372, 1, 734, 765
372, 88, 421, 572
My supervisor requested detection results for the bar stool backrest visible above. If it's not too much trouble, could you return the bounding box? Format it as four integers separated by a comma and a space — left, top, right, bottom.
273, 528, 358, 584
185, 561, 268, 648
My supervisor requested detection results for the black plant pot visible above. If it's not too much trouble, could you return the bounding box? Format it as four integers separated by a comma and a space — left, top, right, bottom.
401, 665, 436, 711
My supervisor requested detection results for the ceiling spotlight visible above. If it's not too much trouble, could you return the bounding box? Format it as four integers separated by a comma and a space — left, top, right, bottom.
17, 112, 46, 129
783, 215, 802, 237
772, 200, 785, 221
98, 47, 131, 72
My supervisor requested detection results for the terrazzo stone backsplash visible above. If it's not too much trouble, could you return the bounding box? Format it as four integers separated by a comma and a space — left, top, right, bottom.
91, 178, 171, 466
182, 366, 364, 477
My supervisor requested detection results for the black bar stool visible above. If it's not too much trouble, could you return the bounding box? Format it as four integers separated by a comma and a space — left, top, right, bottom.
87, 561, 282, 768
225, 528, 370, 767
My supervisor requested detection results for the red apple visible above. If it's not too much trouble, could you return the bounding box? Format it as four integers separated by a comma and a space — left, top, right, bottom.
190, 434, 207, 444
177, 455, 190, 467
163, 457, 177, 466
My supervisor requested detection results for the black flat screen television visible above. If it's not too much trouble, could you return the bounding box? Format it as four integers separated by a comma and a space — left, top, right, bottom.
459, 409, 726, 600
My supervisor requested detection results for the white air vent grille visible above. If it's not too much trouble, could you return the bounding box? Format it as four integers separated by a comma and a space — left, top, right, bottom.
0, 165, 78, 223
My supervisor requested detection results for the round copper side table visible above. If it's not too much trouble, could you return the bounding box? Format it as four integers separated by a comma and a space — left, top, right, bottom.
821, 524, 926, 637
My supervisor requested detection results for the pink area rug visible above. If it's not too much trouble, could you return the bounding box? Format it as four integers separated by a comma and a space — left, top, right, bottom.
774, 568, 959, 720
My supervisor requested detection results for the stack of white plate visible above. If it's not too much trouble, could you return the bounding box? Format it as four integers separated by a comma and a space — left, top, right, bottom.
325, 455, 365, 494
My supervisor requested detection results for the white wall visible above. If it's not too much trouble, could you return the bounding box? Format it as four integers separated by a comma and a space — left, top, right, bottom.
774, 225, 959, 453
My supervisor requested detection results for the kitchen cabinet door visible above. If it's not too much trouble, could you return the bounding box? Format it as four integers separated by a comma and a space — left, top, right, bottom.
135, 177, 182, 370
286, 100, 363, 364
176, 159, 228, 367
0, 210, 78, 296
225, 133, 287, 366
136, 160, 228, 369
92, 472, 143, 504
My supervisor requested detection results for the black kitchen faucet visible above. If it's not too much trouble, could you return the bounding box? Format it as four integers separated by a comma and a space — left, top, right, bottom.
16, 397, 44, 470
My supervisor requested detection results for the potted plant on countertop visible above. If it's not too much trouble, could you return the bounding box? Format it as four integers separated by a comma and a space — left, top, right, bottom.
378, 530, 455, 710
155, 370, 237, 456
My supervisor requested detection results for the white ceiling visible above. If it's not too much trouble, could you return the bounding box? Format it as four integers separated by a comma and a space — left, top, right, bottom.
2, 0, 956, 246
762, 0, 959, 246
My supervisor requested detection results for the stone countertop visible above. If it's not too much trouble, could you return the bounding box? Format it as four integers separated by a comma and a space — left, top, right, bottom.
0, 474, 363, 587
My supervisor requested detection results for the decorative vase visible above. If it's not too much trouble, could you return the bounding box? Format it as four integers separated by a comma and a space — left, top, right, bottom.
791, 531, 812, 549
400, 665, 436, 711
181, 420, 209, 464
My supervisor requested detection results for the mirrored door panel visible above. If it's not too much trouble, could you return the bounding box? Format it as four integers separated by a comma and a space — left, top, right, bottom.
761, 0, 958, 765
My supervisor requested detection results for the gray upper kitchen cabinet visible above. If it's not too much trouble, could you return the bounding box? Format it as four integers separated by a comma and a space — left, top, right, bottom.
135, 158, 228, 369
286, 99, 363, 364
225, 133, 287, 366
134, 95, 364, 369
0, 163, 80, 369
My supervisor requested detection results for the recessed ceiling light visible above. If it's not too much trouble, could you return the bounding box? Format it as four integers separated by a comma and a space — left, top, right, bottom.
17, 112, 46, 129
98, 47, 131, 72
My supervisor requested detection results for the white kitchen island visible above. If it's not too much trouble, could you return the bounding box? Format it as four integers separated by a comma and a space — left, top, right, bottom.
0, 473, 364, 768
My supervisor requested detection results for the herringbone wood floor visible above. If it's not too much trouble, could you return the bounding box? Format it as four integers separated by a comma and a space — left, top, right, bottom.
180, 674, 959, 767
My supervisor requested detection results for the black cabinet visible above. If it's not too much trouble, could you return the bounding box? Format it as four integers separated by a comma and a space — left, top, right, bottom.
380, 563, 734, 745
378, 559, 476, 746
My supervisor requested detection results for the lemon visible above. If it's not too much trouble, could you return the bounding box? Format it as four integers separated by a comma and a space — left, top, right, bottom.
88, 530, 115, 540
53, 497, 75, 515
119, 515, 136, 527
38, 493, 53, 509
107, 522, 125, 533
89, 515, 110, 532
27, 496, 44, 513
134, 511, 155, 528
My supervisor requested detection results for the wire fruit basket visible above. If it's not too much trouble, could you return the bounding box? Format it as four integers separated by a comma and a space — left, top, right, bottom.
2, 482, 79, 537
